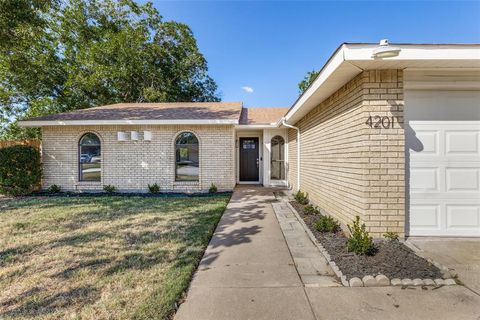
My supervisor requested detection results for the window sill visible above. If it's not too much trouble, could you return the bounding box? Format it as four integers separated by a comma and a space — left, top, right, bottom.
76, 181, 102, 186
173, 181, 199, 186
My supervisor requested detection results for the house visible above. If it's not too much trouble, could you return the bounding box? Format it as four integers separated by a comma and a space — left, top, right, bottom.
20, 42, 480, 238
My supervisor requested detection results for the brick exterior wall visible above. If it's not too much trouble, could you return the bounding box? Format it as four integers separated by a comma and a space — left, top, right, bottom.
41, 125, 236, 193
287, 70, 405, 237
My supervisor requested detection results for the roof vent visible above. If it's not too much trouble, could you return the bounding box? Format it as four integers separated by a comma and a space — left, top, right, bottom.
372, 39, 401, 58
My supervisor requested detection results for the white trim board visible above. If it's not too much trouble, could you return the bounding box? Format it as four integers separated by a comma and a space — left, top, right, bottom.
19, 119, 239, 127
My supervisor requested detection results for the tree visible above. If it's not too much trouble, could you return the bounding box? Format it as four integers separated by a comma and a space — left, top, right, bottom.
298, 70, 319, 94
0, 0, 220, 140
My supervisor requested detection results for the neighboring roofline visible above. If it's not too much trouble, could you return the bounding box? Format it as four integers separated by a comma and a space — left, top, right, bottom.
283, 43, 480, 125
19, 119, 239, 127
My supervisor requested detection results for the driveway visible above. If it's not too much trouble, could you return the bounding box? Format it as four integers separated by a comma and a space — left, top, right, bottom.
407, 237, 480, 295
176, 187, 480, 320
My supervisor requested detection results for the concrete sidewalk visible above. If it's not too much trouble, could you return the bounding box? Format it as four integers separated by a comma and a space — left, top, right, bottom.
176, 186, 480, 320
407, 238, 480, 295
175, 186, 316, 320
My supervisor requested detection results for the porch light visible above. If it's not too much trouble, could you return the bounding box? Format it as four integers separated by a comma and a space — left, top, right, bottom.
372, 39, 401, 58
117, 132, 127, 141
131, 131, 139, 141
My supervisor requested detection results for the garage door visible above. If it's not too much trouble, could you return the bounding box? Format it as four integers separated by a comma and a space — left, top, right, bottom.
407, 91, 480, 236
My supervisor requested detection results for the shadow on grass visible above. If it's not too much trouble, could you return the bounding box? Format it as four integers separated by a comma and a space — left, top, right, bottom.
52, 258, 111, 279
1, 286, 99, 318
0, 244, 36, 267
104, 249, 172, 276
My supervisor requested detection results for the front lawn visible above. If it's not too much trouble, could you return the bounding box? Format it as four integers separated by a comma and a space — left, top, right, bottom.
0, 194, 230, 319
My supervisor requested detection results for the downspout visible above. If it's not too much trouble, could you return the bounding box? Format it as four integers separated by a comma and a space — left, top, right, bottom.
281, 117, 300, 191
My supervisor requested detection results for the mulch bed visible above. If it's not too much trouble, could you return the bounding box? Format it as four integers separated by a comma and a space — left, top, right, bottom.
290, 201, 443, 280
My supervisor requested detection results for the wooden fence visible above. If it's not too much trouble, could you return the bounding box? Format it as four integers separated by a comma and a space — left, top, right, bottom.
0, 139, 41, 150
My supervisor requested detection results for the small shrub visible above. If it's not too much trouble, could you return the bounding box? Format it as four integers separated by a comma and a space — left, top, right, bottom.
294, 190, 309, 205
0, 145, 41, 196
383, 231, 399, 242
303, 204, 319, 215
315, 215, 340, 233
103, 185, 116, 193
148, 183, 160, 193
347, 216, 375, 255
47, 184, 61, 193
209, 183, 218, 193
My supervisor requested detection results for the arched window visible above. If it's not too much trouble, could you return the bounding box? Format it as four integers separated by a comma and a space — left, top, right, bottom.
271, 135, 285, 180
175, 132, 199, 181
79, 133, 101, 181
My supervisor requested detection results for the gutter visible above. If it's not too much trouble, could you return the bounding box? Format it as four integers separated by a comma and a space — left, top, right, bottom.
281, 117, 300, 191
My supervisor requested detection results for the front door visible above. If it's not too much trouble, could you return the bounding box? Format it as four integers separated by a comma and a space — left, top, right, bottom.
239, 137, 259, 182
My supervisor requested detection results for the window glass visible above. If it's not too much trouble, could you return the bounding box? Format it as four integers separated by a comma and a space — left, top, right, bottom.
271, 135, 285, 180
175, 132, 199, 181
79, 133, 101, 181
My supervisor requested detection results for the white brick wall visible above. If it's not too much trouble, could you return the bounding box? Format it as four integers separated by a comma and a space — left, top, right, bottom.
41, 125, 236, 193
288, 70, 405, 237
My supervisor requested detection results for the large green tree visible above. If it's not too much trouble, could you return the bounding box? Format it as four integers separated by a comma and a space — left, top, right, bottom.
0, 0, 220, 140
298, 69, 319, 95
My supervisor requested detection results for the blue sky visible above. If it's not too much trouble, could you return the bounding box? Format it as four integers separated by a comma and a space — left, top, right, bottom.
151, 1, 480, 107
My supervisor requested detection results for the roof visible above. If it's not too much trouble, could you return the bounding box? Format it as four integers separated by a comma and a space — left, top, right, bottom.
20, 102, 243, 126
239, 107, 289, 125
20, 43, 480, 128
284, 43, 480, 124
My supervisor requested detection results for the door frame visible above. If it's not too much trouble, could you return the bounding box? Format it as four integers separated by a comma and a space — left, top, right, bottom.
236, 131, 263, 184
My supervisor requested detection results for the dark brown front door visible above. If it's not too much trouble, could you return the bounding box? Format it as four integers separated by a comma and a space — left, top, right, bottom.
239, 137, 259, 181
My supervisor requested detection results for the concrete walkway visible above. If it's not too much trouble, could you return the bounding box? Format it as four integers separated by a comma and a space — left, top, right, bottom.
175, 186, 317, 320
176, 186, 480, 320
272, 201, 340, 287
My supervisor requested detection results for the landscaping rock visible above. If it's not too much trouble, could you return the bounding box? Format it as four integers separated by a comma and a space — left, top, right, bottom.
444, 278, 456, 286
401, 278, 414, 286
349, 277, 363, 287
375, 275, 390, 286
423, 279, 435, 286
362, 275, 377, 287
434, 279, 445, 286
391, 278, 402, 286
412, 278, 424, 286
291, 201, 443, 281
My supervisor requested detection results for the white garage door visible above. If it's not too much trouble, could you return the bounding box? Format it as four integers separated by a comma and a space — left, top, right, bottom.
409, 122, 480, 236
407, 91, 480, 236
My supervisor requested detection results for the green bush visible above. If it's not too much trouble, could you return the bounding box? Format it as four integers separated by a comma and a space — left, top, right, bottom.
303, 204, 319, 215
383, 231, 399, 242
347, 216, 375, 255
148, 183, 160, 193
294, 190, 309, 205
47, 184, 61, 193
103, 185, 116, 193
315, 215, 340, 233
209, 183, 217, 193
0, 145, 41, 196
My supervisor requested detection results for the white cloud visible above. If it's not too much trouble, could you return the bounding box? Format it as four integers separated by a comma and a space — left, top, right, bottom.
241, 86, 254, 93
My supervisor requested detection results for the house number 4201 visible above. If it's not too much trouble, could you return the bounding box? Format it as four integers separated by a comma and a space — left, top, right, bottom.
365, 116, 395, 129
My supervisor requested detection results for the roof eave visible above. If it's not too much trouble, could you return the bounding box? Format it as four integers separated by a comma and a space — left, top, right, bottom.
235, 123, 278, 129
18, 119, 240, 127
283, 43, 480, 125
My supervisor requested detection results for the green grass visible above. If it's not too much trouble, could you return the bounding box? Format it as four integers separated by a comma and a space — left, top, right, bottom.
0, 195, 230, 319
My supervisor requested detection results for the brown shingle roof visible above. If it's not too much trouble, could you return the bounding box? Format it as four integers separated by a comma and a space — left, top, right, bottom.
27, 102, 243, 122
239, 107, 289, 125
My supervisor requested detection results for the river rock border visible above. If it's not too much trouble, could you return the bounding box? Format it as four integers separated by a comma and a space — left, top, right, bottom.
285, 202, 457, 288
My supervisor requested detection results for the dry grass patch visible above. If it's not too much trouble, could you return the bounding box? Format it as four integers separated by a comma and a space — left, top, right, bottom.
0, 194, 230, 319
